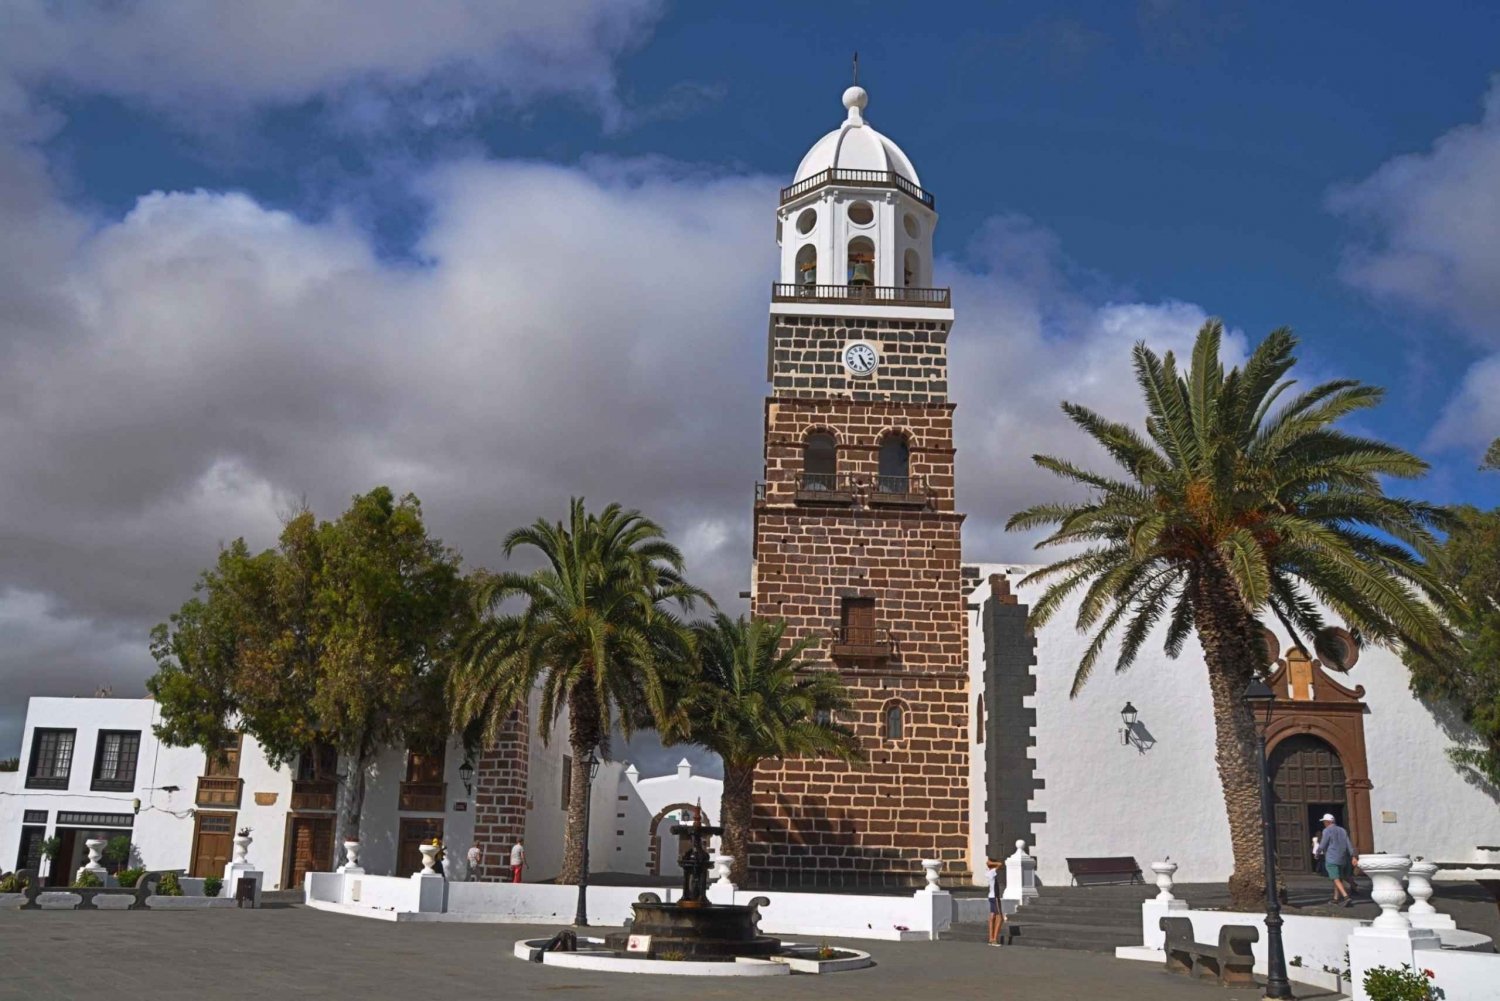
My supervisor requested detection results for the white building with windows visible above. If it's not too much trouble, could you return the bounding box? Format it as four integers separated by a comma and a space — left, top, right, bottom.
1, 694, 719, 890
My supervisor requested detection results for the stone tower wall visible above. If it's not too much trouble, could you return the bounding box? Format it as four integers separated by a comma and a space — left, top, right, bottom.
470, 703, 529, 881
751, 336, 968, 887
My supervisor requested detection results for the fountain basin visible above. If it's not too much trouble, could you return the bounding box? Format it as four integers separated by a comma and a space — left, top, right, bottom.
513, 937, 871, 976
604, 901, 781, 960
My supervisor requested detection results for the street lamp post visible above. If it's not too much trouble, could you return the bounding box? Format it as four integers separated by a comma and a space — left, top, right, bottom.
573, 747, 601, 927
1243, 678, 1293, 1000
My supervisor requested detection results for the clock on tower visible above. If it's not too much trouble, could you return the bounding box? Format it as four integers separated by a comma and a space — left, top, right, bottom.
750, 81, 968, 889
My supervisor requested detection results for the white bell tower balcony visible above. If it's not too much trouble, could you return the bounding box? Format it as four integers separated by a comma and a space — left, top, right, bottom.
774, 85, 948, 312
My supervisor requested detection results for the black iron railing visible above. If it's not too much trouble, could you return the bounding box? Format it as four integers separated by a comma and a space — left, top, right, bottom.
772, 283, 950, 308
780, 168, 934, 207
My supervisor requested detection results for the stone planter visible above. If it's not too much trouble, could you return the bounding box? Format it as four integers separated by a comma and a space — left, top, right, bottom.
418, 843, 439, 875
1357, 853, 1412, 930
232, 834, 252, 866
1151, 860, 1179, 902
711, 854, 733, 885
340, 840, 364, 874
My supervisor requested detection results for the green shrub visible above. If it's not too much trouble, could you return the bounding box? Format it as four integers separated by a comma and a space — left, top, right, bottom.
38, 836, 61, 861
71, 870, 103, 889
103, 836, 134, 870
0, 871, 29, 892
156, 872, 184, 897
115, 868, 145, 889
203, 876, 223, 898
1364, 964, 1439, 1001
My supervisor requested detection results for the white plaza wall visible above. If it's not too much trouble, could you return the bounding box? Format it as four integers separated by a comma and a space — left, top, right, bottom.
966, 564, 1500, 887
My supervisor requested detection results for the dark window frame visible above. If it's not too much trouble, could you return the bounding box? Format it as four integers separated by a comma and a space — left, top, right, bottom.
91, 730, 142, 792
25, 728, 77, 790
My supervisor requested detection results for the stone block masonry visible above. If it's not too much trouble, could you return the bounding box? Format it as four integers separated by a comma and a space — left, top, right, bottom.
769, 315, 950, 403
751, 367, 967, 887
470, 703, 528, 880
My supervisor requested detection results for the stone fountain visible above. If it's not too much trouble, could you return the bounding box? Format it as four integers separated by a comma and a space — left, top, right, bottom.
604, 809, 780, 960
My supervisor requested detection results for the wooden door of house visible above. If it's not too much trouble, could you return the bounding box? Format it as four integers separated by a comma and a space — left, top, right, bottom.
191, 812, 236, 877
397, 818, 444, 877
1271, 735, 1347, 875
286, 816, 334, 889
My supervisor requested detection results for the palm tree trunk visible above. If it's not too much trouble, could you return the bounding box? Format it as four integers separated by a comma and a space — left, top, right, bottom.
342, 739, 370, 842
558, 685, 602, 885
720, 760, 756, 886
1192, 561, 1272, 911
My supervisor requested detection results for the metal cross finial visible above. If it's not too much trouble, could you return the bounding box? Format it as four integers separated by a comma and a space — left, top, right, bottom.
852, 51, 859, 86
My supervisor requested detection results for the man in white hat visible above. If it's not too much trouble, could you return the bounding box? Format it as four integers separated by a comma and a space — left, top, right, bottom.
1313, 813, 1357, 907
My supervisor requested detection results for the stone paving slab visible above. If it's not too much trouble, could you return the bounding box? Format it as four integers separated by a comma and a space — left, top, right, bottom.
0, 905, 1337, 1000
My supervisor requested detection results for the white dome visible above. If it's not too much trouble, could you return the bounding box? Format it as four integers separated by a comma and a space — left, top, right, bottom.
792, 86, 921, 186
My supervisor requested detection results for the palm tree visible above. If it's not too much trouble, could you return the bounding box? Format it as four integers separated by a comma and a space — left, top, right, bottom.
671, 613, 861, 886
1007, 322, 1452, 909
1483, 437, 1499, 472
449, 498, 702, 884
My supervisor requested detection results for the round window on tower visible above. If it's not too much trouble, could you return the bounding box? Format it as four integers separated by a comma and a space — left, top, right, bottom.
796, 208, 817, 235
848, 200, 874, 226
903, 213, 920, 239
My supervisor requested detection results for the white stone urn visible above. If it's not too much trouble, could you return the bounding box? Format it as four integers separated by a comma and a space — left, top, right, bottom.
418, 843, 439, 875
340, 840, 363, 874
710, 854, 733, 885
1405, 858, 1454, 929
231, 832, 252, 865
1150, 859, 1179, 902
1358, 853, 1413, 930
80, 838, 108, 880
921, 858, 942, 893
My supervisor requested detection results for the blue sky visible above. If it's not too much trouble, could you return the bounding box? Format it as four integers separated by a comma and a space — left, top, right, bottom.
0, 1, 1496, 760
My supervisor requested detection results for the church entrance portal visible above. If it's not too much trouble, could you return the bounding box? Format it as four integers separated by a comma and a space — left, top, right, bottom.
1269, 734, 1347, 875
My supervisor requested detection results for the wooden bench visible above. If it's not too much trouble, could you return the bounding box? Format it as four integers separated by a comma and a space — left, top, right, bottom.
1065, 856, 1143, 886
1160, 916, 1259, 987
10, 869, 162, 911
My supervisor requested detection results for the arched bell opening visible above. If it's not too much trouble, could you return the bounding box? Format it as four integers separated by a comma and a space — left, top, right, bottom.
795, 243, 817, 288
904, 248, 920, 288
848, 236, 875, 287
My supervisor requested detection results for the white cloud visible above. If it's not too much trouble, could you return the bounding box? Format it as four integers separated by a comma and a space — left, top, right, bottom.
1330, 77, 1500, 347
1, 0, 664, 128
1330, 77, 1500, 464
0, 148, 1229, 753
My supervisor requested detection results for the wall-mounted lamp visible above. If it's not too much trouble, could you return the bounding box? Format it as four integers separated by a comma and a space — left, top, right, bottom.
459, 759, 475, 798
1119, 702, 1138, 745
132, 797, 142, 815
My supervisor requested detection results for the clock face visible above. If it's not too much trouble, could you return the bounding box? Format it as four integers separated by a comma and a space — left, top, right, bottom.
843, 341, 879, 376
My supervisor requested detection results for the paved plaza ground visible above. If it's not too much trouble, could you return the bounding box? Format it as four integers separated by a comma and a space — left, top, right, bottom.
0, 905, 1339, 1001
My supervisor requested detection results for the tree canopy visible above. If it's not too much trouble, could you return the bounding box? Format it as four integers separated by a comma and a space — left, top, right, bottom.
447, 497, 703, 883
1403, 502, 1500, 785
1007, 321, 1452, 908
148, 487, 473, 836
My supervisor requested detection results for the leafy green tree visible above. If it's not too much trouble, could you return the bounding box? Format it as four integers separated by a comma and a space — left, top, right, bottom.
148, 487, 473, 839
1483, 437, 1499, 472
0, 758, 18, 772
1403, 503, 1500, 784
1007, 322, 1451, 908
668, 613, 861, 885
448, 498, 702, 884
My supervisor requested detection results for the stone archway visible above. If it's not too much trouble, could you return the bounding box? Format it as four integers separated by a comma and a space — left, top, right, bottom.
647, 802, 703, 876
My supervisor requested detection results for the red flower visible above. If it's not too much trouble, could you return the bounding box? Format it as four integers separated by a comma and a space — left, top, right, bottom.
1423, 969, 1435, 978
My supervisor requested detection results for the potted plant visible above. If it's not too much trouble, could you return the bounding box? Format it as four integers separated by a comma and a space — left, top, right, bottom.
103, 835, 133, 874
38, 835, 61, 880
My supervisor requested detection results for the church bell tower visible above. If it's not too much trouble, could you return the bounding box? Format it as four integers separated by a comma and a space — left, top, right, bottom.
750, 83, 967, 887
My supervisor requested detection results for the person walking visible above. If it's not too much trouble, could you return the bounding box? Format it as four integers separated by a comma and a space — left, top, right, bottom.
510, 837, 525, 884
466, 845, 482, 882
985, 857, 1005, 946
1314, 814, 1357, 906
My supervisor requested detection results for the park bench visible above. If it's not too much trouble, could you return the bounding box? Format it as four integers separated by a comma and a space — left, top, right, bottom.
8, 869, 162, 911
1065, 856, 1143, 886
1159, 916, 1259, 987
